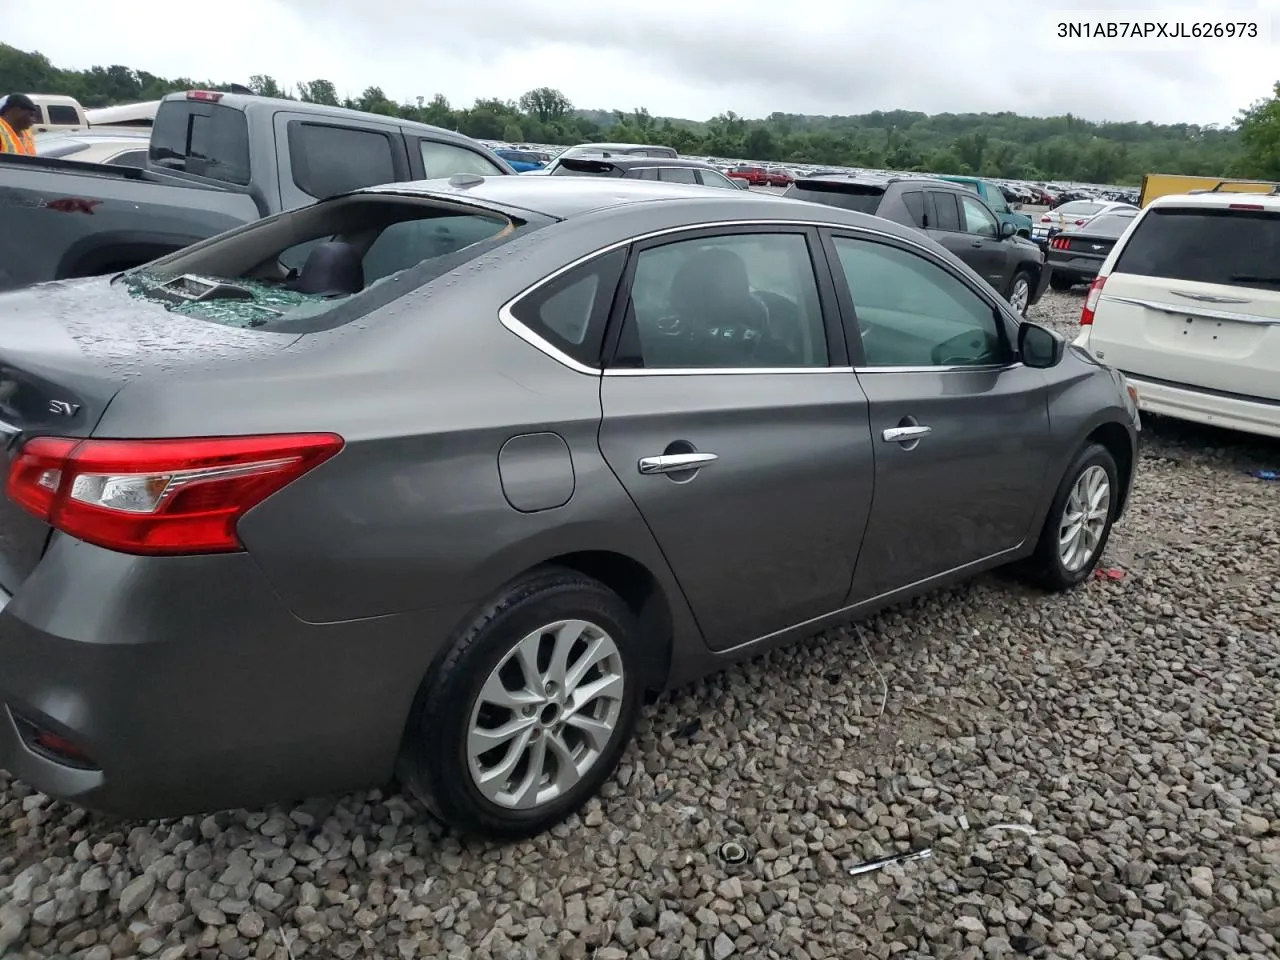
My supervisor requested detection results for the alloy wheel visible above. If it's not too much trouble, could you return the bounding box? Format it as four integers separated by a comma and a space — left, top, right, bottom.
467, 619, 625, 810
1058, 464, 1111, 572
1009, 276, 1031, 315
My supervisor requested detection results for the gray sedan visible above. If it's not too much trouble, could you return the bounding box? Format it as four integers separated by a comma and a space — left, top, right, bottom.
0, 176, 1140, 839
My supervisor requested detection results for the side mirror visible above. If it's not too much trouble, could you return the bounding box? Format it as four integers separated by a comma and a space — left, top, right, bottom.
1000, 221, 1016, 239
1018, 320, 1064, 368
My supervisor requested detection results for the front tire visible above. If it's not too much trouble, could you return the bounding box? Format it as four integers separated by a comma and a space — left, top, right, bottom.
399, 567, 642, 839
1021, 443, 1119, 591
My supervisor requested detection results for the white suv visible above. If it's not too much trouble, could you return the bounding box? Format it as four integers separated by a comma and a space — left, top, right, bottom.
1074, 190, 1280, 439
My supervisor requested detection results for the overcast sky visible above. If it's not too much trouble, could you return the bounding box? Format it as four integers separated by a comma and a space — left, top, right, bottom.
5, 0, 1277, 125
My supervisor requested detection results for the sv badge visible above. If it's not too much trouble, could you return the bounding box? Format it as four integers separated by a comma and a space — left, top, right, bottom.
48, 400, 80, 417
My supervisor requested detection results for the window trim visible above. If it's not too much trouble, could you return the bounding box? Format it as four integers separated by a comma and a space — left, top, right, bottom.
819, 226, 1021, 374
500, 219, 886, 376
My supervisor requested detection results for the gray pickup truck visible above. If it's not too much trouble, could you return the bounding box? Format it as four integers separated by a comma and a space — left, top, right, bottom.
0, 91, 516, 292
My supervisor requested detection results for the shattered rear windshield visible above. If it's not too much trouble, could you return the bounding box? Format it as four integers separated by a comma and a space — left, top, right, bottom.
118, 197, 528, 332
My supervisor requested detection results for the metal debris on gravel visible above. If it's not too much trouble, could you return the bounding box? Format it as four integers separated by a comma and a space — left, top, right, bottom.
2, 290, 1278, 958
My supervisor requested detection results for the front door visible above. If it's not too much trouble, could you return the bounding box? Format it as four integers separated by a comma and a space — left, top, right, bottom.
823, 229, 1054, 601
926, 190, 1007, 292
598, 226, 874, 650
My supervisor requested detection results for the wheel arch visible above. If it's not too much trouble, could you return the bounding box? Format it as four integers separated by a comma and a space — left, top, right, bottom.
1085, 420, 1135, 516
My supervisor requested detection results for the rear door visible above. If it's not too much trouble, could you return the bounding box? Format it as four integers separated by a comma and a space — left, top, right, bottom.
598, 226, 874, 650
1089, 202, 1280, 402
822, 229, 1053, 600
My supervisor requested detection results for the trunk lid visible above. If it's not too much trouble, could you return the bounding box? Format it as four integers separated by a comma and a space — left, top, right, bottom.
1066, 235, 1116, 256
0, 276, 301, 594
1090, 204, 1280, 402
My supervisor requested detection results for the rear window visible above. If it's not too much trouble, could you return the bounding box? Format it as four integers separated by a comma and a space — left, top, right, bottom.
552, 158, 622, 177
1058, 201, 1102, 216
1084, 213, 1135, 235
784, 181, 884, 214
1113, 207, 1280, 290
120, 196, 532, 333
150, 101, 250, 185
902, 191, 926, 227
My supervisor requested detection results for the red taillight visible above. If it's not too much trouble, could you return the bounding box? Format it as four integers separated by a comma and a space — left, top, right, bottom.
186, 90, 224, 102
1040, 215, 1051, 222
1080, 276, 1106, 326
5, 433, 342, 555
1073, 219, 1086, 225
1229, 203, 1264, 210
1050, 236, 1070, 250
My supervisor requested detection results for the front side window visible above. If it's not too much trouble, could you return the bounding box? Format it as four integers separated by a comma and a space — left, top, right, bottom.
288, 122, 396, 199
419, 139, 504, 178
150, 101, 250, 186
832, 235, 1008, 368
984, 185, 1009, 213
962, 197, 999, 238
617, 232, 829, 369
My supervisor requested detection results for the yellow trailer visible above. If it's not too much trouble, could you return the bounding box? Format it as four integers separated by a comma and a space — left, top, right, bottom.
1139, 173, 1280, 207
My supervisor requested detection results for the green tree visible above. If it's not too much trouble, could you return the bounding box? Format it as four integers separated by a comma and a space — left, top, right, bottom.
518, 86, 571, 124
1233, 81, 1280, 179
249, 74, 288, 99
297, 79, 338, 106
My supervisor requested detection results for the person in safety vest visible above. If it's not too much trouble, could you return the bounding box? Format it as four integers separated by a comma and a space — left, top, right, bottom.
0, 94, 39, 155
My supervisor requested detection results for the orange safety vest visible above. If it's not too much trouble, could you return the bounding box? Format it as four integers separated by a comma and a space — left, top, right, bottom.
0, 117, 36, 156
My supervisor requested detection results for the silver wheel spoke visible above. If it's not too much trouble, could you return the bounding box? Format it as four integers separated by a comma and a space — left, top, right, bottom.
545, 620, 588, 689
566, 636, 612, 691
468, 715, 536, 756
509, 735, 549, 809
567, 672, 624, 714
478, 672, 541, 711
545, 731, 584, 792
474, 727, 533, 791
564, 713, 614, 752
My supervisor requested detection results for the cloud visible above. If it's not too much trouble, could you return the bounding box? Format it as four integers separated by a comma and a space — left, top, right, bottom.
5, 0, 1276, 124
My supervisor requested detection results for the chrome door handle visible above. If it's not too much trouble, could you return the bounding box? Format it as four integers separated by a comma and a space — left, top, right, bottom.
638, 452, 719, 475
882, 425, 932, 443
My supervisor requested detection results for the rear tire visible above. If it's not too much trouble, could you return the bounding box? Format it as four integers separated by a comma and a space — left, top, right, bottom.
1008, 270, 1033, 316
399, 567, 642, 839
1019, 443, 1119, 592
1050, 274, 1076, 292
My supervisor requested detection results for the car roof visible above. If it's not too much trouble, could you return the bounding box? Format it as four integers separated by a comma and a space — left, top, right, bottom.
158, 91, 480, 146
560, 155, 716, 170
358, 175, 928, 237
793, 172, 961, 191
1147, 190, 1280, 210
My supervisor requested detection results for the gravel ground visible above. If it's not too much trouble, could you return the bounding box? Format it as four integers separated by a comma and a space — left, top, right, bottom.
2, 289, 1278, 960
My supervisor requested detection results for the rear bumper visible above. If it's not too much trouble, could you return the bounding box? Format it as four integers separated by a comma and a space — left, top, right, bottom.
1046, 253, 1103, 281
1117, 373, 1280, 440
0, 536, 469, 818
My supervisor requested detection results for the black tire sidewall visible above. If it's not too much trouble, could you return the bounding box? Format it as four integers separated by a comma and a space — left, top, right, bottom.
1038, 443, 1119, 588
405, 572, 641, 838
